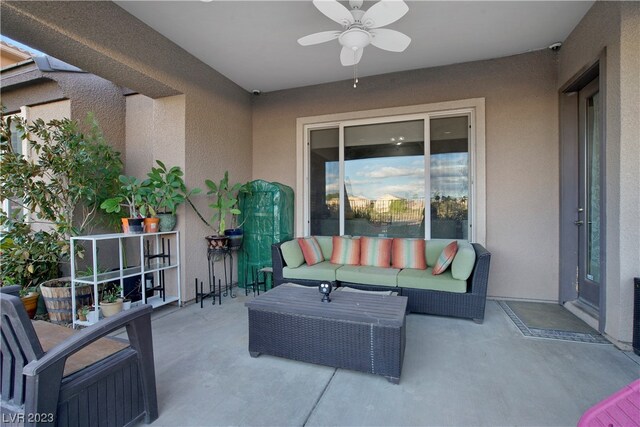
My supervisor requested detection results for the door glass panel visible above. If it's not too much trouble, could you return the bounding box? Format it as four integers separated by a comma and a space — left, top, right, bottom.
309, 128, 339, 236
586, 92, 600, 283
343, 120, 425, 237
430, 116, 469, 239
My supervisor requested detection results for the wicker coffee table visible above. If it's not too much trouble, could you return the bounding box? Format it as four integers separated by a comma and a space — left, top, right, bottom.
245, 284, 408, 383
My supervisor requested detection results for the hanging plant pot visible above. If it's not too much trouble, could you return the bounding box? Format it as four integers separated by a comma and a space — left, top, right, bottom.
126, 218, 144, 234
206, 235, 229, 250
224, 228, 243, 250
144, 217, 160, 233
157, 213, 177, 232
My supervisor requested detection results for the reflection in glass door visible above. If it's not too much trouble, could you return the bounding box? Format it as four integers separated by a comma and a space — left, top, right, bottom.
343, 120, 425, 237
430, 116, 470, 239
306, 114, 472, 239
309, 127, 339, 236
577, 78, 601, 309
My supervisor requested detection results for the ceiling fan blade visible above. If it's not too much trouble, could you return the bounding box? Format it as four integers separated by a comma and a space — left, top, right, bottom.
298, 31, 341, 46
362, 0, 409, 29
340, 46, 364, 66
312, 0, 355, 26
370, 29, 411, 52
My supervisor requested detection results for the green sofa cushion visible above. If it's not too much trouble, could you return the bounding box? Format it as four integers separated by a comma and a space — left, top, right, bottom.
397, 268, 467, 293
451, 240, 476, 280
281, 240, 304, 268
283, 261, 341, 281
314, 235, 334, 260
336, 265, 400, 287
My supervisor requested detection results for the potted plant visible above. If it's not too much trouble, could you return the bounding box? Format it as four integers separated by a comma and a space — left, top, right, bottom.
86, 306, 101, 323
1, 112, 121, 322
146, 160, 201, 232
77, 305, 90, 321
100, 175, 153, 234
224, 182, 250, 250
100, 285, 123, 317
6, 282, 41, 319
205, 172, 248, 250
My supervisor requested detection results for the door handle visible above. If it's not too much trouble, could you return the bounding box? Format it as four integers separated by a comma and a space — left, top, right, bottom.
574, 220, 584, 226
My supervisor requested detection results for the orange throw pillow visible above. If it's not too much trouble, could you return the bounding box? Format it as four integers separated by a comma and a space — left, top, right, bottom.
432, 241, 458, 275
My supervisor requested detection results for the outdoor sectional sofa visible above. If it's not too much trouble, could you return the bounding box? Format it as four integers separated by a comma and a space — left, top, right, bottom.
271, 237, 491, 323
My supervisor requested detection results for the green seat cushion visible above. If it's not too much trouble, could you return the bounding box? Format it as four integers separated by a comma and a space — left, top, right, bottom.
313, 236, 333, 260
336, 265, 400, 287
281, 240, 304, 268
451, 240, 476, 280
283, 261, 341, 282
397, 268, 467, 293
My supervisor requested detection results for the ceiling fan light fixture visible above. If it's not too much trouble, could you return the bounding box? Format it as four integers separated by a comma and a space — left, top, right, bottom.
339, 28, 371, 51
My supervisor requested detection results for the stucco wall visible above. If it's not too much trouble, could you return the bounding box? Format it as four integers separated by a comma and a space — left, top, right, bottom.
252, 50, 560, 302
559, 1, 640, 344
0, 1, 253, 303
1, 65, 126, 156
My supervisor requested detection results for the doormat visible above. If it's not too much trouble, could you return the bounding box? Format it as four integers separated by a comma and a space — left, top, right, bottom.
497, 300, 610, 344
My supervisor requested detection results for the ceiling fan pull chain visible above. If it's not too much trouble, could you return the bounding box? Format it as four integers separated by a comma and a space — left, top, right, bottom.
353, 51, 359, 88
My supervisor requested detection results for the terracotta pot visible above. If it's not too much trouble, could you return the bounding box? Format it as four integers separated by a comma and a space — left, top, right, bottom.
101, 299, 123, 317
121, 217, 129, 233
144, 217, 160, 233
21, 292, 39, 319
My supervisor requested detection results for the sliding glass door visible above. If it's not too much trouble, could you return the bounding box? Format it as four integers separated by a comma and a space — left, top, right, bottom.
307, 112, 471, 240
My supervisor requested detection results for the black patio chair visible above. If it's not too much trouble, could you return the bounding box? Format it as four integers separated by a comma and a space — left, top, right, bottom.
0, 286, 158, 426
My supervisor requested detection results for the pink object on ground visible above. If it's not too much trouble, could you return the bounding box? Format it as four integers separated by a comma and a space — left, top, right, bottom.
578, 379, 640, 427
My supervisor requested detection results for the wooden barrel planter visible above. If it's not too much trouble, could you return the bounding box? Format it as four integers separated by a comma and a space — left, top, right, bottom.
40, 278, 93, 324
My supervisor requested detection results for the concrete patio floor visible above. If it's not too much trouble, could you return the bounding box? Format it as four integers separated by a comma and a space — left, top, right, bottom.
134, 292, 639, 427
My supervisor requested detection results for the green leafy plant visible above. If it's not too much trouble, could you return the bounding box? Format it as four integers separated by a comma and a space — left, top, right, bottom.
101, 285, 122, 303
146, 160, 201, 215
205, 172, 249, 235
1, 112, 122, 291
78, 305, 90, 317
100, 175, 153, 218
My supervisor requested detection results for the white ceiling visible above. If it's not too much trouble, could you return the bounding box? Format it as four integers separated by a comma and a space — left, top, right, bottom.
115, 1, 594, 93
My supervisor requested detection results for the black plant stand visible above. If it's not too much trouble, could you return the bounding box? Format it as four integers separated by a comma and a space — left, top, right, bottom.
196, 247, 236, 307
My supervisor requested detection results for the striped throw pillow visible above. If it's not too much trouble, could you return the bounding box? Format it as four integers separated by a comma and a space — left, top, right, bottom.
432, 241, 458, 275
297, 237, 324, 266
392, 238, 427, 270
330, 236, 360, 265
359, 236, 392, 268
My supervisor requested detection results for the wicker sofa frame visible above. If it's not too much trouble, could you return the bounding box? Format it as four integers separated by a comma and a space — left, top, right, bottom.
271, 241, 491, 323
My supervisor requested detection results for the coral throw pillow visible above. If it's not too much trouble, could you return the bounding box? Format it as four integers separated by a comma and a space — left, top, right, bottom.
359, 236, 392, 268
432, 241, 458, 275
392, 238, 427, 270
330, 236, 360, 266
297, 237, 324, 266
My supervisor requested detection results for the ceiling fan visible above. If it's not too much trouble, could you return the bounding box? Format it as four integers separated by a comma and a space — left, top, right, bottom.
298, 0, 411, 67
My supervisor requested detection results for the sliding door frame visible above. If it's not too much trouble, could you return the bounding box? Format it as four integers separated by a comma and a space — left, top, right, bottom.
297, 98, 485, 244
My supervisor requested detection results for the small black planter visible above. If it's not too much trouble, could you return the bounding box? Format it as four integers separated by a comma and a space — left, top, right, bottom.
127, 218, 145, 234
224, 228, 243, 250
